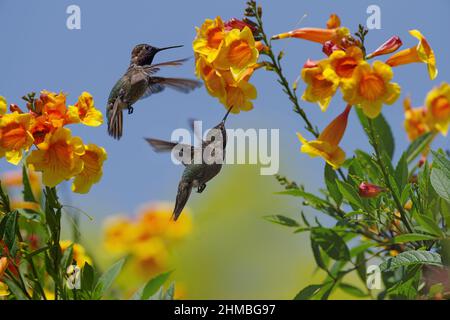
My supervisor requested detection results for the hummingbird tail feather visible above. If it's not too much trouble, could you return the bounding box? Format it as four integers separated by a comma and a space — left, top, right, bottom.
173, 181, 192, 221
108, 108, 123, 140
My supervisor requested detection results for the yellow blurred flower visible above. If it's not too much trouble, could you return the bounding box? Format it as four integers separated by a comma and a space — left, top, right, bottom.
193, 16, 225, 62
103, 203, 192, 277
27, 127, 85, 187
341, 61, 401, 118
60, 240, 92, 267
403, 97, 430, 141
386, 30, 437, 80
103, 216, 136, 255
301, 61, 340, 111
0, 282, 9, 297
68, 92, 103, 127
39, 91, 70, 128
0, 112, 34, 165
0, 96, 7, 115
328, 46, 364, 80
297, 105, 351, 169
214, 27, 259, 80
72, 144, 107, 194
425, 82, 450, 136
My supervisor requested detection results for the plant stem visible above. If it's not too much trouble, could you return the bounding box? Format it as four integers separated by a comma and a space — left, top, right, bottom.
366, 118, 414, 234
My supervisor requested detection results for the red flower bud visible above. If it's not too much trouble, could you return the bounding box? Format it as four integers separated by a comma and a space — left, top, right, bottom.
366, 36, 402, 59
224, 18, 258, 34
322, 40, 341, 56
358, 182, 385, 198
303, 59, 319, 69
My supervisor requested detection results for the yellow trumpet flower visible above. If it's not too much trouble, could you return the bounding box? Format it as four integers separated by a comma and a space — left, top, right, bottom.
297, 105, 351, 169
425, 82, 450, 135
386, 30, 437, 80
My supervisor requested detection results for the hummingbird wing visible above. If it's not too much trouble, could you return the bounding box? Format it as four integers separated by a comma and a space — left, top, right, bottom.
142, 58, 191, 75
145, 138, 196, 165
139, 77, 202, 100
173, 181, 193, 221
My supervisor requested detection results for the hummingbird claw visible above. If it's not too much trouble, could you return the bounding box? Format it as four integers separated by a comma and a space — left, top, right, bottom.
127, 106, 134, 115
197, 184, 206, 193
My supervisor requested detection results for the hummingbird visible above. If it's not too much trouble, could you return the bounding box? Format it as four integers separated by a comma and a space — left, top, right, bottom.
145, 108, 233, 221
107, 44, 202, 139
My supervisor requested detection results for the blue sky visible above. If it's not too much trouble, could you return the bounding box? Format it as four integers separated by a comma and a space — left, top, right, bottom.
0, 0, 449, 218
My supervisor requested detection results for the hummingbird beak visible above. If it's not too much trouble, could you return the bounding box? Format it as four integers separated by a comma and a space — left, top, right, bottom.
156, 45, 184, 52
222, 107, 234, 123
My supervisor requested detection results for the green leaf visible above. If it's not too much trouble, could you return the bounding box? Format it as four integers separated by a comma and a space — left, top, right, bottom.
16, 208, 41, 223
3, 278, 29, 300
310, 239, 327, 271
357, 110, 395, 159
387, 265, 421, 299
276, 189, 329, 208
391, 233, 439, 243
60, 244, 74, 270
406, 132, 435, 163
430, 167, 450, 203
263, 215, 299, 227
293, 284, 323, 300
139, 270, 173, 300
415, 214, 445, 237
94, 258, 125, 298
339, 283, 367, 297
0, 211, 18, 255
395, 153, 409, 192
81, 262, 95, 292
380, 250, 442, 272
311, 227, 350, 261
162, 282, 175, 300
324, 163, 342, 206
22, 165, 37, 203
336, 180, 362, 208
431, 150, 450, 178
355, 252, 367, 283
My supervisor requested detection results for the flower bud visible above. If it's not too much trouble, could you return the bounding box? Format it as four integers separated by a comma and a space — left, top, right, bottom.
367, 36, 402, 59
322, 41, 340, 56
358, 182, 385, 198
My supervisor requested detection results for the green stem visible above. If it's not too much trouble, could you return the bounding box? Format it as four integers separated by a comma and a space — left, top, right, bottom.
367, 118, 414, 234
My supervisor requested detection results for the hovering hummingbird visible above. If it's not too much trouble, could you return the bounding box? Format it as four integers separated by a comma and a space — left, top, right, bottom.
107, 44, 202, 139
145, 108, 233, 221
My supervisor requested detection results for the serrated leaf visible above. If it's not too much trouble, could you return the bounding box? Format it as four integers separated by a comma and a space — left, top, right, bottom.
311, 227, 350, 261
324, 163, 342, 206
380, 250, 442, 272
431, 151, 450, 178
263, 215, 299, 227
430, 167, 450, 203
94, 258, 125, 298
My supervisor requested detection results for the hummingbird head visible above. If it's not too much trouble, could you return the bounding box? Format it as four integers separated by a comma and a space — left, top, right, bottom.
209, 107, 233, 149
131, 44, 183, 66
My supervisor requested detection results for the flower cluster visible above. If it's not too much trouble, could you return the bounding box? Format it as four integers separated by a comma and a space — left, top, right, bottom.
404, 82, 450, 141
193, 16, 264, 113
272, 15, 438, 169
0, 91, 106, 193
103, 203, 192, 277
